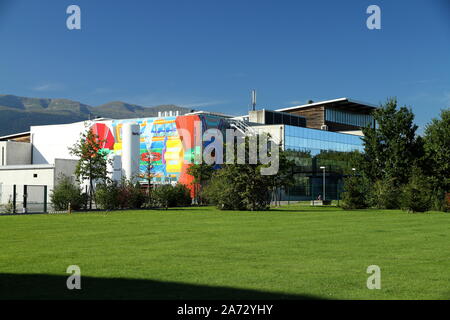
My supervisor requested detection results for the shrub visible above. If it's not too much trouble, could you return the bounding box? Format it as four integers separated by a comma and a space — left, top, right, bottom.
171, 184, 192, 207
122, 181, 146, 209
153, 184, 192, 209
428, 190, 449, 212
1, 196, 14, 214
95, 182, 120, 210
96, 180, 146, 210
51, 175, 85, 211
401, 169, 433, 213
430, 193, 447, 212
153, 185, 172, 209
341, 175, 368, 209
368, 178, 400, 209
203, 168, 246, 210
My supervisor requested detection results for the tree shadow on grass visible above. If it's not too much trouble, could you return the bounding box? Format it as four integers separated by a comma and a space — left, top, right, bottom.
0, 273, 322, 300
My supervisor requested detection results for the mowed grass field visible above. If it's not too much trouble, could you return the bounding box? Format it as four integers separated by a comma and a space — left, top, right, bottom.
0, 205, 449, 300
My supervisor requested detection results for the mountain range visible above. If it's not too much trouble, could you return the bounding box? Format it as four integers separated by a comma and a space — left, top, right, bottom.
0, 94, 194, 136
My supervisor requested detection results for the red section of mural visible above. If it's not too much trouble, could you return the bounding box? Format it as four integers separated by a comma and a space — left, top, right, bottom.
175, 115, 200, 150
178, 163, 195, 197
90, 123, 115, 150
141, 152, 161, 162
175, 115, 200, 197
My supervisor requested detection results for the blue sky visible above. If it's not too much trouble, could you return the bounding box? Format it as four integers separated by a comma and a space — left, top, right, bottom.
0, 0, 449, 131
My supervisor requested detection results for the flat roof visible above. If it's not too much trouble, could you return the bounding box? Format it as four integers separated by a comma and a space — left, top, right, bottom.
185, 110, 236, 118
0, 131, 31, 141
276, 97, 378, 113
0, 164, 55, 170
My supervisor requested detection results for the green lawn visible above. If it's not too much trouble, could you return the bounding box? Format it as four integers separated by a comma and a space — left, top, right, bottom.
0, 205, 449, 300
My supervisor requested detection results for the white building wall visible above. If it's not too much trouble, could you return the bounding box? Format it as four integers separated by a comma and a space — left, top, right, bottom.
0, 165, 54, 204
0, 160, 78, 205
31, 122, 86, 164
30, 120, 112, 165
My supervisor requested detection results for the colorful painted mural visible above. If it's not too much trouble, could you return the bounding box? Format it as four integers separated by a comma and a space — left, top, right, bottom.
91, 114, 226, 188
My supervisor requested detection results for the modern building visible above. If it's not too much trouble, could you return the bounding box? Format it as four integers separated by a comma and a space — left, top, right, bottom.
276, 97, 377, 135
0, 97, 376, 208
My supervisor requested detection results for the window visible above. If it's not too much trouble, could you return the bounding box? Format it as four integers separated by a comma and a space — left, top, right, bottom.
33, 174, 38, 178
325, 108, 373, 127
284, 125, 363, 154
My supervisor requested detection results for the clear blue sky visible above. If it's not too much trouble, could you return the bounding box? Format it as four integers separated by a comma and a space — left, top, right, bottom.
1, 0, 449, 131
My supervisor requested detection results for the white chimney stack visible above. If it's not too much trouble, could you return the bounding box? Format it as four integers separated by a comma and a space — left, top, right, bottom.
121, 123, 140, 182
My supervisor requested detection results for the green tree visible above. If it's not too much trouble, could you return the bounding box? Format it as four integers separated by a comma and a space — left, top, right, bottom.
369, 178, 400, 209
401, 167, 433, 213
51, 175, 86, 211
152, 184, 191, 209
423, 108, 450, 198
341, 174, 368, 209
69, 125, 111, 210
203, 164, 250, 210
95, 182, 120, 210
96, 179, 146, 210
203, 136, 292, 211
187, 163, 214, 205
360, 98, 423, 187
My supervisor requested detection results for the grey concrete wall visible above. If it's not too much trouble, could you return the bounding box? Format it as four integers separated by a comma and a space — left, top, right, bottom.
54, 159, 78, 186
0, 141, 32, 166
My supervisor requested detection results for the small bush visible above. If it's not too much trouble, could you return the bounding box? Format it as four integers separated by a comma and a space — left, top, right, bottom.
96, 180, 146, 210
369, 178, 400, 209
171, 184, 192, 207
341, 175, 368, 209
152, 185, 172, 209
120, 181, 146, 209
95, 182, 120, 210
51, 175, 85, 211
1, 196, 14, 214
202, 171, 243, 210
401, 170, 432, 213
429, 190, 448, 212
153, 184, 192, 209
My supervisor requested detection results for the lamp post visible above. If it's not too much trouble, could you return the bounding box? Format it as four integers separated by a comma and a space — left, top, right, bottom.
320, 166, 326, 201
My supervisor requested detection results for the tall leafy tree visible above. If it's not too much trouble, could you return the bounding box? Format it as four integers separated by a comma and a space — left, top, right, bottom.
360, 98, 423, 187
423, 108, 450, 194
69, 126, 110, 210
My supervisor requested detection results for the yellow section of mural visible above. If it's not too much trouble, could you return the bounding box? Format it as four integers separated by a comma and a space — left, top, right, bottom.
164, 138, 184, 173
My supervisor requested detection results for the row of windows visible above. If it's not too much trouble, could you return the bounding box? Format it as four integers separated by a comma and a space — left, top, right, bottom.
285, 145, 363, 156
284, 125, 363, 156
285, 125, 363, 146
285, 141, 363, 153
264, 110, 306, 127
325, 108, 373, 127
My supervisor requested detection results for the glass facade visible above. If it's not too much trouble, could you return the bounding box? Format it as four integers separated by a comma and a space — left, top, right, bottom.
282, 126, 363, 201
325, 108, 373, 127
284, 125, 363, 156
